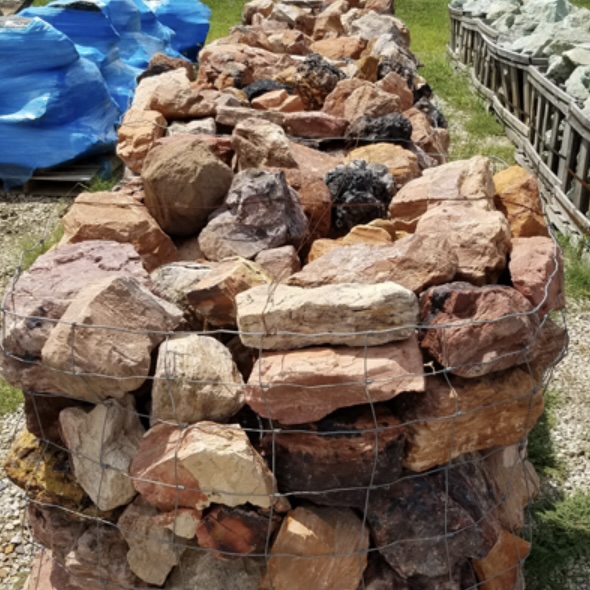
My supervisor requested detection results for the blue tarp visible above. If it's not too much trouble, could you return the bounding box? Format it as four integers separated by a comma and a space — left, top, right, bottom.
0, 0, 211, 189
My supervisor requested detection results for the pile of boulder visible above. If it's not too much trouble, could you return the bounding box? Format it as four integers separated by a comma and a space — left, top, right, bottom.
450, 0, 590, 113
0, 1, 567, 589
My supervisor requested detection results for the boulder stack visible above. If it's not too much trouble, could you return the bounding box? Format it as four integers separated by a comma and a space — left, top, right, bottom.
0, 1, 566, 590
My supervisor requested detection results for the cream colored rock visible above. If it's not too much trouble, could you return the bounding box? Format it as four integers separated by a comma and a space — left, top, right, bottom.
401, 366, 544, 472
237, 282, 418, 349
151, 75, 216, 119
493, 165, 549, 238
415, 202, 511, 285
116, 109, 167, 174
246, 335, 425, 424
118, 496, 187, 585
151, 334, 244, 425
388, 156, 495, 231
232, 118, 297, 169
60, 191, 180, 272
267, 506, 369, 590
60, 398, 144, 511
346, 143, 421, 187
132, 69, 186, 110
131, 422, 280, 511
186, 257, 273, 327
42, 275, 183, 401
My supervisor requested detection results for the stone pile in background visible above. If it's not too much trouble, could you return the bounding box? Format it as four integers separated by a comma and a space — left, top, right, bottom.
0, 0, 566, 589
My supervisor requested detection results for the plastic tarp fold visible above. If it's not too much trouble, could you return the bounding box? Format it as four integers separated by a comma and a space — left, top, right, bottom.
0, 17, 120, 190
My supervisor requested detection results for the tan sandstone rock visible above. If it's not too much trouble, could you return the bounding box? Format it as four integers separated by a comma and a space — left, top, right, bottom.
60, 397, 144, 511
142, 136, 233, 237
266, 506, 369, 590
343, 83, 401, 122
246, 334, 425, 424
310, 36, 366, 59
186, 257, 273, 327
116, 109, 167, 174
41, 275, 183, 401
130, 422, 280, 511
388, 156, 495, 231
236, 281, 418, 349
151, 334, 244, 425
346, 143, 421, 187
60, 191, 179, 272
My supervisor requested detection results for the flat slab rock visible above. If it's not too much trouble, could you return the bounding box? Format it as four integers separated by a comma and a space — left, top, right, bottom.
288, 233, 458, 294
266, 505, 369, 590
398, 365, 545, 472
41, 275, 182, 401
130, 421, 281, 512
236, 281, 418, 350
246, 334, 425, 424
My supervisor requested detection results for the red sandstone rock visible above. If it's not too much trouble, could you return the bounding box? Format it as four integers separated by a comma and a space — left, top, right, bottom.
509, 236, 565, 317
377, 71, 414, 111
283, 111, 348, 138
246, 334, 425, 424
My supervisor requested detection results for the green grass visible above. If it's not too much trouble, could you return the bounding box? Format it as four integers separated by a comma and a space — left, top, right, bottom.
396, 0, 515, 163
202, 0, 244, 43
0, 379, 23, 417
556, 234, 590, 300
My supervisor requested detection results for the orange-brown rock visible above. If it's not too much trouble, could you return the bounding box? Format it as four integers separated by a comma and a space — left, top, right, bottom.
343, 83, 401, 122
473, 530, 530, 590
289, 233, 458, 293
276, 94, 305, 112
246, 334, 425, 424
266, 506, 369, 590
312, 11, 345, 40
186, 257, 273, 328
148, 74, 217, 120
415, 202, 511, 285
60, 191, 179, 272
116, 109, 167, 174
260, 407, 405, 506
354, 55, 379, 82
483, 445, 540, 531
310, 36, 366, 59
252, 89, 289, 110
399, 366, 545, 472
388, 156, 495, 232
267, 29, 312, 55
493, 165, 549, 238
510, 236, 565, 317
243, 0, 274, 25
377, 71, 414, 111
196, 505, 277, 559
346, 143, 421, 186
283, 111, 348, 138
419, 282, 541, 378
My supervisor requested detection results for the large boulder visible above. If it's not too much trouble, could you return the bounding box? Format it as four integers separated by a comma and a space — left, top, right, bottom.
198, 169, 309, 261
41, 275, 183, 401
60, 192, 179, 272
236, 281, 419, 349
246, 334, 425, 424
151, 334, 244, 425
142, 136, 233, 237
